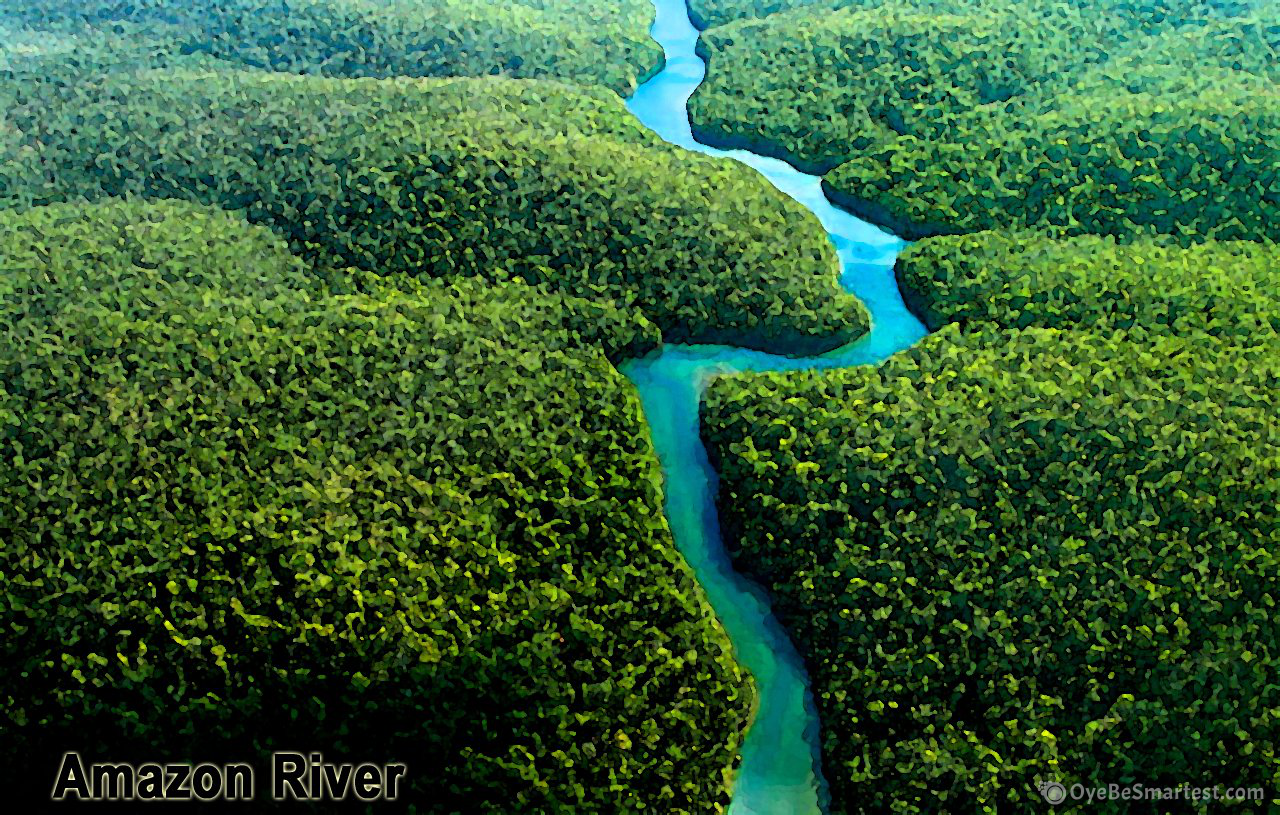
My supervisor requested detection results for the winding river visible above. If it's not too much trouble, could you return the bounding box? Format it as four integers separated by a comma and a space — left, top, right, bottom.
621, 1, 928, 812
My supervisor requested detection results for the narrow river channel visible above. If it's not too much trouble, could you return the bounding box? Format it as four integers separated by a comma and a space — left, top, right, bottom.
621, 1, 929, 812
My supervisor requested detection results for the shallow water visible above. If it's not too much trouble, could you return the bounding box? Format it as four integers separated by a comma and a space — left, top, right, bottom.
621, 1, 928, 812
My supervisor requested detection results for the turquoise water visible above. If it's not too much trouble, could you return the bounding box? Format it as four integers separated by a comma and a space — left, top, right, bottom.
622, 1, 928, 813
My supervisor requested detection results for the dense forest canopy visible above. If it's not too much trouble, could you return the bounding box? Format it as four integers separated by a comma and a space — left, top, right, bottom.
1, 55, 863, 352
896, 233, 1280, 338
1, 0, 662, 92
689, 0, 1270, 34
705, 322, 1280, 812
690, 0, 1280, 240
0, 197, 753, 811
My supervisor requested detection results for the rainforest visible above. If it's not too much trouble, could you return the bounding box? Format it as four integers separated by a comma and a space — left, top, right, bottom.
0, 1, 1275, 813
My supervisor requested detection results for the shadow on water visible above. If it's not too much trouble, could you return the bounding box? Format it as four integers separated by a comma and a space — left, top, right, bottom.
620, 1, 929, 813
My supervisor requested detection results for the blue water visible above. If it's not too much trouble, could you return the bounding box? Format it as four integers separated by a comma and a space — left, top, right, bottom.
621, 1, 929, 813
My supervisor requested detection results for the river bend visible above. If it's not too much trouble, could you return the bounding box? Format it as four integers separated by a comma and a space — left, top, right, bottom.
621, 1, 928, 812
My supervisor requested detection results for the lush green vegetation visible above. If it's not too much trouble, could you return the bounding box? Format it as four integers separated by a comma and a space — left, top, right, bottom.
897, 232, 1280, 338
1, 0, 661, 93
689, 0, 1265, 29
689, 2, 1068, 170
0, 198, 752, 810
707, 214, 1280, 810
690, 0, 1280, 240
1, 64, 865, 352
688, 0, 844, 29
826, 70, 1280, 241
705, 322, 1280, 812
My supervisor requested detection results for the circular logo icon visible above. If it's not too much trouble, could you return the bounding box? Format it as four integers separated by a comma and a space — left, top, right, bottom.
1038, 781, 1068, 805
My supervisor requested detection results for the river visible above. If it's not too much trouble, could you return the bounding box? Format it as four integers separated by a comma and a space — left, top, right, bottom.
620, 1, 929, 812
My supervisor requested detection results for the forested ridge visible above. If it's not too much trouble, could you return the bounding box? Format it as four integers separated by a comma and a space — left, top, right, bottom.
3, 0, 663, 93
2, 60, 862, 353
